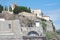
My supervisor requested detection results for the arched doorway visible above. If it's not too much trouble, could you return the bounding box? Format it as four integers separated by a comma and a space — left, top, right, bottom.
23, 31, 46, 40
28, 31, 39, 36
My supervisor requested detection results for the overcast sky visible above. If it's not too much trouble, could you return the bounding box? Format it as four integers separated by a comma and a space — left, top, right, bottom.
0, 0, 60, 30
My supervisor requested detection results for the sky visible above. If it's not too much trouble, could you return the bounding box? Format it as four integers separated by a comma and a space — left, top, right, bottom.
0, 0, 60, 30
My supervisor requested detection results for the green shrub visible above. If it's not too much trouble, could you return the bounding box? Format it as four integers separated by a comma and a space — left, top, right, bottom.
41, 19, 47, 32
13, 6, 31, 14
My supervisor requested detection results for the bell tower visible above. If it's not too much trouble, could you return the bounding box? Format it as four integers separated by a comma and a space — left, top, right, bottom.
11, 0, 16, 11
11, 3, 16, 11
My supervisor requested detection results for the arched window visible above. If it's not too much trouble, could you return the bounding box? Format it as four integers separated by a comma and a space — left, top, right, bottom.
28, 31, 39, 36
8, 24, 11, 29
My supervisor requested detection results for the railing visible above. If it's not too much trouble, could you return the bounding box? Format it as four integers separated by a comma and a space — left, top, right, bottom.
20, 27, 46, 37
21, 27, 42, 32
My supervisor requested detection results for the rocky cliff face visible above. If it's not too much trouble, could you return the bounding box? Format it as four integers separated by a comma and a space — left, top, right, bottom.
0, 11, 57, 40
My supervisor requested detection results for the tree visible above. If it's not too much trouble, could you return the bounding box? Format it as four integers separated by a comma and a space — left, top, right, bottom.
0, 5, 3, 13
13, 6, 31, 14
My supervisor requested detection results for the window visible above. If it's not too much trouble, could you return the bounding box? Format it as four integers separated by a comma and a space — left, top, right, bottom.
35, 21, 40, 27
8, 24, 11, 29
36, 14, 37, 16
